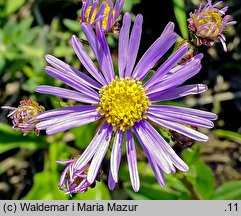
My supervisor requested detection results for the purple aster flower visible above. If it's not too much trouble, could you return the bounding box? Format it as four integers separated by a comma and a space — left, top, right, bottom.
188, 0, 236, 51
1, 98, 45, 136
80, 0, 125, 33
57, 156, 103, 195
36, 13, 217, 192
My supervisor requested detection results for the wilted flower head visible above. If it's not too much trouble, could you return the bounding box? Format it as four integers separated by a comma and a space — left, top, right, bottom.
57, 156, 102, 195
80, 0, 125, 33
188, 0, 236, 51
36, 13, 217, 192
1, 99, 44, 136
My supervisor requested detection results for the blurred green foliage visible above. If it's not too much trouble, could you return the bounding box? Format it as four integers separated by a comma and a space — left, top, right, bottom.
172, 0, 188, 39
0, 0, 241, 200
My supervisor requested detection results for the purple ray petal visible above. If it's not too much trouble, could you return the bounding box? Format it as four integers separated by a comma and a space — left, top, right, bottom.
220, 6, 228, 14
36, 105, 96, 120
56, 159, 74, 165
159, 53, 203, 81
88, 1, 98, 22
147, 109, 214, 129
81, 0, 90, 20
140, 142, 166, 186
110, 130, 124, 182
148, 105, 218, 120
71, 35, 107, 85
74, 122, 110, 170
36, 85, 98, 104
45, 54, 101, 90
118, 13, 131, 78
212, 1, 222, 9
108, 171, 117, 190
69, 162, 74, 181
134, 122, 175, 174
37, 110, 101, 134
114, 0, 125, 19
124, 14, 143, 77
106, 0, 113, 8
227, 21, 237, 26
87, 124, 113, 184
126, 129, 140, 192
106, 6, 114, 31
144, 46, 188, 88
163, 22, 175, 32
96, 24, 115, 82
218, 35, 227, 52
94, 2, 107, 22
147, 114, 209, 142
45, 66, 99, 99
46, 114, 101, 134
146, 55, 202, 95
36, 107, 99, 129
131, 23, 177, 80
82, 23, 115, 83
91, 14, 106, 27
148, 84, 208, 102
58, 166, 69, 187
142, 120, 189, 172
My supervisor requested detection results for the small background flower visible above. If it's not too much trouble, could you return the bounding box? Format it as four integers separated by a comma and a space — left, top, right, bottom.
188, 0, 236, 51
1, 99, 45, 136
0, 0, 240, 200
80, 0, 125, 33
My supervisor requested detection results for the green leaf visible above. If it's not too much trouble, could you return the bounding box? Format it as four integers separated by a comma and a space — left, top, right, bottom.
124, 182, 180, 200
0, 56, 6, 74
194, 160, 215, 199
212, 181, 241, 200
121, 162, 191, 200
182, 144, 215, 199
0, 122, 47, 153
182, 144, 200, 165
71, 122, 97, 150
18, 16, 33, 31
73, 182, 111, 200
63, 19, 82, 32
213, 129, 241, 144
165, 175, 191, 198
23, 171, 67, 200
172, 0, 189, 39
123, 0, 141, 12
5, 0, 27, 16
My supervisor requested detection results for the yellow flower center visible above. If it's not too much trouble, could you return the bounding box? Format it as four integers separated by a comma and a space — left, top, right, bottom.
85, 0, 115, 30
196, 11, 223, 38
97, 77, 150, 131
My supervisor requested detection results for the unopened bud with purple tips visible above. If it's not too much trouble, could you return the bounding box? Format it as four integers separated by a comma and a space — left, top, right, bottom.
57, 155, 103, 196
188, 0, 236, 51
2, 98, 45, 136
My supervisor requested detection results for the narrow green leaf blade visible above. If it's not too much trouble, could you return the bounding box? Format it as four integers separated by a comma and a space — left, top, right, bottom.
213, 129, 241, 144
73, 182, 111, 200
172, 0, 189, 39
213, 181, 241, 200
0, 123, 47, 153
5, 0, 27, 16
194, 160, 215, 199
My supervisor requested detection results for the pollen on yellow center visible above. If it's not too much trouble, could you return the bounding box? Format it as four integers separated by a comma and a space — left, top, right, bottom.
96, 77, 150, 131
85, 0, 115, 30
196, 11, 223, 37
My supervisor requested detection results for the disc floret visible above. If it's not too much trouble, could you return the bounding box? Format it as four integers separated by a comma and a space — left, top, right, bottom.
97, 77, 150, 131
